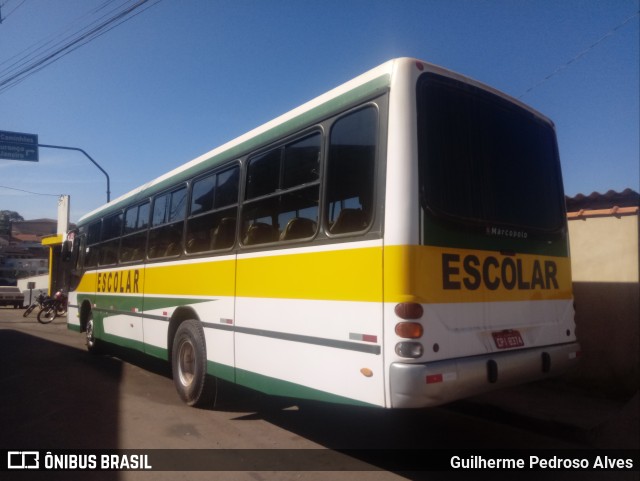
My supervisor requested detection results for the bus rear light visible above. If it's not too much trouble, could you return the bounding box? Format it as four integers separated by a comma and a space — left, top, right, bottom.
394, 302, 423, 320
395, 342, 423, 358
395, 322, 423, 339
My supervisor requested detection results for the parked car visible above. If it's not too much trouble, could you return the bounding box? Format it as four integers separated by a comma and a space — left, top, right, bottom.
0, 286, 24, 308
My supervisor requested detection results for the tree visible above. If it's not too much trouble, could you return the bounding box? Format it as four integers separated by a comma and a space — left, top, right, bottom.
0, 210, 24, 236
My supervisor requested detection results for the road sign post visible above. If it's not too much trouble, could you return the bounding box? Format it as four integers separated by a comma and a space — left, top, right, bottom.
0, 130, 110, 202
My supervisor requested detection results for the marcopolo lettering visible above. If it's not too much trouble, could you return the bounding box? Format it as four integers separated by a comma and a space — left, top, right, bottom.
442, 253, 559, 291
97, 269, 140, 294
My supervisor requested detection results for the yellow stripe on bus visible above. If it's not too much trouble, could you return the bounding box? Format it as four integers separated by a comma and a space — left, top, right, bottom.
76, 244, 571, 304
383, 245, 572, 304
236, 246, 383, 302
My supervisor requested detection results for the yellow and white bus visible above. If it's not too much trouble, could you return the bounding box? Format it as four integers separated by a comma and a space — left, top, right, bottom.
67, 58, 580, 408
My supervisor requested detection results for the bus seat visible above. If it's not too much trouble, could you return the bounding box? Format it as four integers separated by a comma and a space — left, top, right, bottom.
212, 217, 236, 249
243, 222, 278, 245
329, 208, 367, 234
280, 217, 316, 241
187, 236, 208, 253
164, 242, 181, 257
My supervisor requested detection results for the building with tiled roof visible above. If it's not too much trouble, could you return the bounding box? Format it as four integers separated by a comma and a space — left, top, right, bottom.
566, 189, 639, 283
565, 188, 638, 396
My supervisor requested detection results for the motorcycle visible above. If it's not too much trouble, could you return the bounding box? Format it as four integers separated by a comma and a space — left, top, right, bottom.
23, 291, 49, 317
37, 289, 68, 324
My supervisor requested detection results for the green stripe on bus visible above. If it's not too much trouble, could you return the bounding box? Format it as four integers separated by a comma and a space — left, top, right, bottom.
235, 368, 377, 408
207, 361, 235, 383
423, 216, 569, 257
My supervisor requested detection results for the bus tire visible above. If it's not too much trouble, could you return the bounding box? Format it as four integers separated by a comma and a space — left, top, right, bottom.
85, 313, 102, 354
172, 320, 215, 407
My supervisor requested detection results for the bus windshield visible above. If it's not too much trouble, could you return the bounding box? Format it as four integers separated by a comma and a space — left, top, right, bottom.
417, 73, 565, 235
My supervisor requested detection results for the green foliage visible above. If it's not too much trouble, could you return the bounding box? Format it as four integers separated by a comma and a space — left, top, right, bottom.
0, 210, 24, 236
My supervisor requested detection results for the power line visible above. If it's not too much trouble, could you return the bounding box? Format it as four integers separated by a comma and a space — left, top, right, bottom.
0, 0, 121, 71
0, 185, 61, 197
519, 10, 640, 99
0, 0, 162, 95
0, 0, 27, 24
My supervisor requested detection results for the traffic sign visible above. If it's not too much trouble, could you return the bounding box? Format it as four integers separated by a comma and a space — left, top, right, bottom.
0, 130, 39, 161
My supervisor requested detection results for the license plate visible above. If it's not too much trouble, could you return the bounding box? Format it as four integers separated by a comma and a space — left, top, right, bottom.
492, 330, 524, 349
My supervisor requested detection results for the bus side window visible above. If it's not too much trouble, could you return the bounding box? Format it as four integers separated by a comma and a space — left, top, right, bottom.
99, 211, 123, 266
325, 106, 377, 235
242, 133, 320, 245
186, 165, 239, 253
84, 220, 102, 268
120, 201, 149, 263
149, 186, 187, 259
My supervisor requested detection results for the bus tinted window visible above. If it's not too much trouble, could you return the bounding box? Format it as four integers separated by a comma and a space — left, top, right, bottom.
85, 221, 102, 268
216, 167, 239, 208
417, 73, 564, 233
124, 206, 138, 234
138, 202, 150, 229
191, 174, 215, 216
102, 212, 122, 241
100, 212, 122, 265
149, 186, 187, 258
121, 201, 150, 263
186, 166, 239, 253
282, 134, 320, 188
124, 201, 149, 234
169, 188, 187, 223
152, 193, 169, 227
245, 149, 281, 199
326, 107, 377, 234
243, 133, 321, 244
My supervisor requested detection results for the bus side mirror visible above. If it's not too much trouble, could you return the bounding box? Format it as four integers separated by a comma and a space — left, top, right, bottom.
62, 240, 73, 261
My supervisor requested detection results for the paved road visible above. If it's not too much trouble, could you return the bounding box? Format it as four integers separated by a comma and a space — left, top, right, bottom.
0, 308, 637, 481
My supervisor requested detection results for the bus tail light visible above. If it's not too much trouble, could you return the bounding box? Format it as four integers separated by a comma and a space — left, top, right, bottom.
395, 342, 423, 358
395, 322, 423, 339
394, 302, 423, 320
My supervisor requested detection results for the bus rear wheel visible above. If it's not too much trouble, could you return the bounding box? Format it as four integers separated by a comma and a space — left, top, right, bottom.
172, 320, 215, 407
85, 313, 103, 354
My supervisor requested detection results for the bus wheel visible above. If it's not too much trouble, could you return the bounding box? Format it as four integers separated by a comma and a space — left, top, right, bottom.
85, 313, 102, 354
172, 320, 215, 407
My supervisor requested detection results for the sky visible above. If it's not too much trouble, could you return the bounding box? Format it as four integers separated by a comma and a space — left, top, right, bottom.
0, 0, 638, 223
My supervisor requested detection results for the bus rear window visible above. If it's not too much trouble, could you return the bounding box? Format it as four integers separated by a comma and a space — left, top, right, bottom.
417, 73, 564, 233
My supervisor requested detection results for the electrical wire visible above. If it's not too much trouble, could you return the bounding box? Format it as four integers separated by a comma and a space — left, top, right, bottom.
0, 0, 162, 95
0, 0, 27, 23
0, 0, 121, 70
0, 185, 61, 197
519, 10, 640, 98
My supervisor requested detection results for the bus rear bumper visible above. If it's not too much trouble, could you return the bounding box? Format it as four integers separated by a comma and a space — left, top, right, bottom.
389, 342, 580, 408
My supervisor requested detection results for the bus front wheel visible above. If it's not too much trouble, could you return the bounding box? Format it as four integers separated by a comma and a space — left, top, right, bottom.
171, 320, 215, 407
